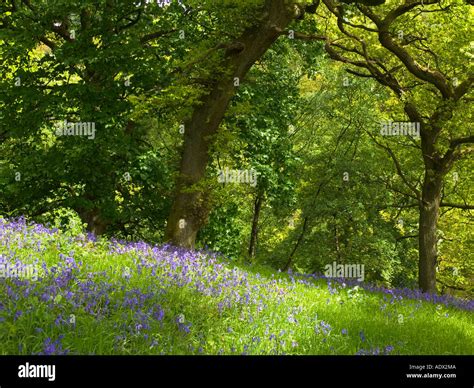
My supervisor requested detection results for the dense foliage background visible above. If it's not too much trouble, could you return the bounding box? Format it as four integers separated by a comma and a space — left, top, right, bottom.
1, 0, 472, 299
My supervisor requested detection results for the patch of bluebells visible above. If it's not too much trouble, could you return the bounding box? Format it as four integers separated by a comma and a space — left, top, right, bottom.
315, 320, 332, 336
0, 217, 471, 356
175, 314, 191, 334
294, 272, 473, 311
38, 336, 69, 355
356, 345, 395, 355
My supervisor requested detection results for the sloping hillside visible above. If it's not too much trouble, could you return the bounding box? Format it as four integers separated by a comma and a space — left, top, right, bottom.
0, 218, 472, 355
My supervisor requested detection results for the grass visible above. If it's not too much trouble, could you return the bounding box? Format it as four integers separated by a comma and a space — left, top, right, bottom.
0, 217, 472, 355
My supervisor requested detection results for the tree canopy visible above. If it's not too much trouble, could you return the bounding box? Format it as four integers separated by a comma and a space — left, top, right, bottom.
0, 0, 472, 296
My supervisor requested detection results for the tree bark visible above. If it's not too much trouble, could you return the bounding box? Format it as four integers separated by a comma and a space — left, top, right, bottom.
78, 207, 109, 235
248, 191, 264, 259
418, 169, 443, 293
164, 0, 297, 248
417, 120, 445, 294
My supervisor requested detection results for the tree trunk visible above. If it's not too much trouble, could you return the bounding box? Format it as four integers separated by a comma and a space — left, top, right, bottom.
333, 214, 341, 262
418, 169, 443, 293
164, 0, 296, 248
78, 207, 109, 235
248, 191, 264, 258
282, 216, 309, 272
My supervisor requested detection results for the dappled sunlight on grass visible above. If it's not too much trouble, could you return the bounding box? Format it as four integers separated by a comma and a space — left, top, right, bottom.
1, 217, 472, 355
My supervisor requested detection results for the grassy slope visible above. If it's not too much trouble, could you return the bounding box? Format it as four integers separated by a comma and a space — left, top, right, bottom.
0, 218, 472, 355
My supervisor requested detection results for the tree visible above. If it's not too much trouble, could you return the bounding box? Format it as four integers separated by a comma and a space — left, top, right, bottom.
290, 0, 473, 292
163, 0, 301, 248
0, 1, 194, 235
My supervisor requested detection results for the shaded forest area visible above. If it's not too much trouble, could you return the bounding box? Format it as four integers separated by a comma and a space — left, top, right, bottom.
1, 0, 472, 297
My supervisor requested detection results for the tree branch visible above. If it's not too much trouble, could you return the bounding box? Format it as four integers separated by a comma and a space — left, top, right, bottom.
354, 0, 453, 98
140, 29, 179, 44
396, 234, 418, 241
440, 202, 474, 210
365, 130, 421, 199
